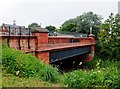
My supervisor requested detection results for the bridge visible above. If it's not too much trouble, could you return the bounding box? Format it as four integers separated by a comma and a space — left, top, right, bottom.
0, 25, 95, 64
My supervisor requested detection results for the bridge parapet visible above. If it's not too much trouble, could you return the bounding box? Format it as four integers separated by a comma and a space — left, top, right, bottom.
48, 36, 93, 44
1, 35, 37, 52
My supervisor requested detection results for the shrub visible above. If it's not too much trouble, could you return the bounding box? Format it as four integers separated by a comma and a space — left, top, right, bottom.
64, 56, 120, 88
64, 68, 119, 88
97, 13, 120, 61
2, 46, 60, 83
103, 67, 120, 89
86, 55, 119, 70
64, 70, 88, 87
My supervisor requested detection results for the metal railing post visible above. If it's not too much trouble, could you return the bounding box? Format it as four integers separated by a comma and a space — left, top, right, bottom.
28, 28, 30, 49
18, 26, 21, 50
7, 26, 11, 47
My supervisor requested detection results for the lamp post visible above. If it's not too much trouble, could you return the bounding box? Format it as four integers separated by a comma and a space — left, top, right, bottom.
90, 26, 92, 34
89, 20, 94, 35
80, 19, 84, 37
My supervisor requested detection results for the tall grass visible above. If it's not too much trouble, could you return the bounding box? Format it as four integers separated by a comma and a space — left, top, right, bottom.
2, 46, 61, 83
2, 45, 120, 88
64, 56, 120, 88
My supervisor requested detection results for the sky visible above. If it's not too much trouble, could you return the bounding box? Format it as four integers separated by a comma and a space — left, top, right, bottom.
0, 0, 119, 28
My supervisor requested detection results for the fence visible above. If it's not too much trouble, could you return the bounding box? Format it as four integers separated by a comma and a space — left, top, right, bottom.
49, 31, 88, 37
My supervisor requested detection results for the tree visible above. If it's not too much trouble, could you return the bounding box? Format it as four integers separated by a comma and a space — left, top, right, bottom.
28, 22, 41, 31
98, 13, 120, 60
59, 12, 102, 37
76, 12, 102, 35
45, 25, 56, 32
60, 19, 77, 32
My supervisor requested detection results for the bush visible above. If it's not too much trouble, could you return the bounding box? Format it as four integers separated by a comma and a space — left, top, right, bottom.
86, 55, 119, 70
97, 13, 120, 61
64, 56, 120, 88
64, 68, 119, 88
2, 46, 60, 83
103, 68, 120, 89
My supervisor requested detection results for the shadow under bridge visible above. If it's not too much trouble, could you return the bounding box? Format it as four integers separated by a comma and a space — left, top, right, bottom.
50, 46, 91, 63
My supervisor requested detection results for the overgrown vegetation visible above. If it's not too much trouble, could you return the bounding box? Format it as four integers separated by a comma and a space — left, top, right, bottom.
2, 42, 119, 88
63, 56, 120, 88
2, 46, 61, 83
97, 13, 120, 60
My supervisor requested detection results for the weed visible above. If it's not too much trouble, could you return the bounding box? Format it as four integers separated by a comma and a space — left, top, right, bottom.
2, 46, 61, 83
64, 56, 120, 88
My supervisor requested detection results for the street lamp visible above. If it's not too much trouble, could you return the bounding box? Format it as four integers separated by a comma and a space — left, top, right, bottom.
89, 20, 94, 35
90, 26, 92, 34
80, 19, 85, 37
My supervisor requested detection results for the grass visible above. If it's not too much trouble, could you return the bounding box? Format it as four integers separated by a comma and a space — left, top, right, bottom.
2, 55, 119, 88
1, 46, 63, 87
2, 46, 61, 83
2, 71, 63, 87
63, 56, 120, 88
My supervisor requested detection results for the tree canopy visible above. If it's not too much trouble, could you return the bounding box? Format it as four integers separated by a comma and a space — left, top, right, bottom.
28, 22, 41, 31
98, 13, 120, 60
59, 12, 102, 37
45, 25, 56, 32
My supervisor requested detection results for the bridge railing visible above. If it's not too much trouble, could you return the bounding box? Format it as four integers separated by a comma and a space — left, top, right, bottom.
48, 36, 92, 44
49, 31, 88, 37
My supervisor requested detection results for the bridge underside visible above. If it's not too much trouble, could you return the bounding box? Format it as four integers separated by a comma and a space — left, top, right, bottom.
50, 46, 91, 63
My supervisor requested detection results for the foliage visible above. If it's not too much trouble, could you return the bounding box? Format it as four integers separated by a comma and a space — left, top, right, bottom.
45, 25, 56, 32
60, 19, 77, 32
64, 56, 120, 88
76, 12, 102, 34
2, 46, 60, 83
2, 71, 63, 87
28, 22, 41, 31
98, 13, 120, 60
2, 46, 119, 88
59, 12, 102, 37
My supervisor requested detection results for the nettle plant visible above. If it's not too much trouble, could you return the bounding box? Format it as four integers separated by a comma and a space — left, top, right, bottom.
98, 13, 120, 60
